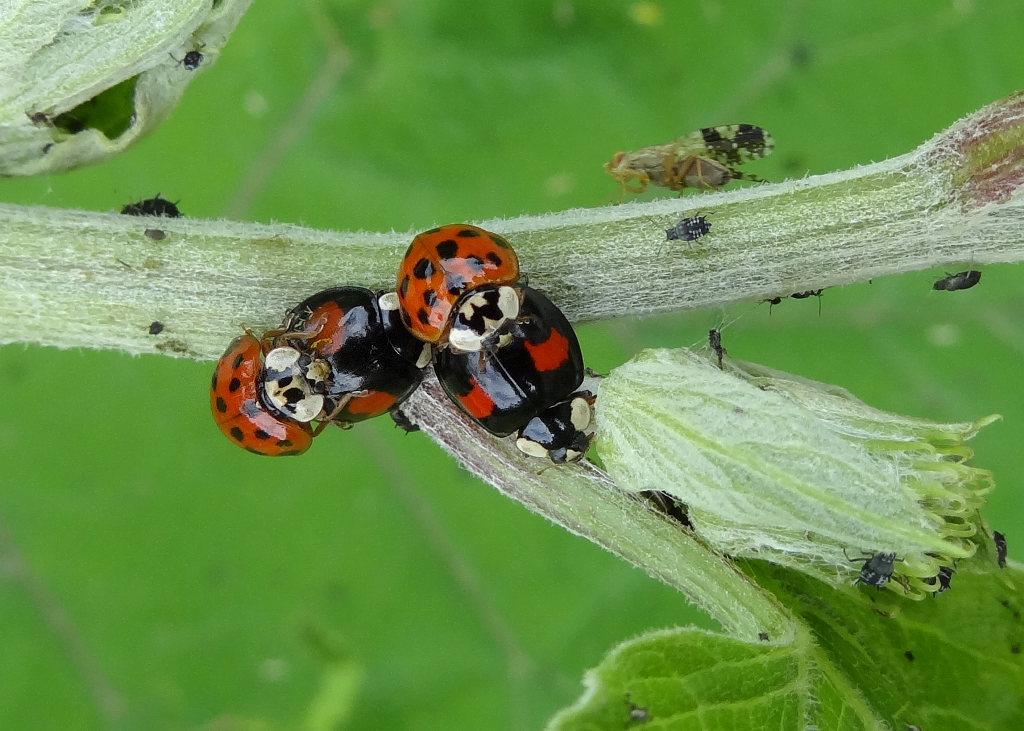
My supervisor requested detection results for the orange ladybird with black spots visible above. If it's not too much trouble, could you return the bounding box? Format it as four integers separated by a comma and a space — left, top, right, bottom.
396, 224, 520, 346
210, 334, 315, 456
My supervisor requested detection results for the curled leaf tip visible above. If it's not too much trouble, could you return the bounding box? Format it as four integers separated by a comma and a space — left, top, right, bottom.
596, 348, 997, 599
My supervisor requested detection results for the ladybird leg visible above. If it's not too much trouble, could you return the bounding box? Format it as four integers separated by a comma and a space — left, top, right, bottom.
310, 390, 370, 434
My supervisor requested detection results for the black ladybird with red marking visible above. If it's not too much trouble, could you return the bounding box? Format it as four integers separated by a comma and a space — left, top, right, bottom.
434, 285, 593, 462
272, 287, 432, 425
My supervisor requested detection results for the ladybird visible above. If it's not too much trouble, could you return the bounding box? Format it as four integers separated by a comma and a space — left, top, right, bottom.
121, 194, 182, 218
396, 224, 519, 345
272, 287, 432, 424
846, 550, 897, 588
434, 285, 592, 461
210, 335, 314, 456
933, 270, 981, 291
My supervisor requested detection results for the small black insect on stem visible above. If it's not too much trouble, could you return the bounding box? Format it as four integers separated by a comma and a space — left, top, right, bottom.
933, 270, 981, 292
994, 530, 1008, 568
709, 329, 726, 369
844, 549, 897, 588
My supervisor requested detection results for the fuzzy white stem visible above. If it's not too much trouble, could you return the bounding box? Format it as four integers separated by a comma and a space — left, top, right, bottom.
2, 92, 1023, 633
3, 92, 1024, 357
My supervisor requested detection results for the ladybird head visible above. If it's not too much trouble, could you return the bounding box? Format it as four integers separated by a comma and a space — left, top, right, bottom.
210, 336, 314, 456
396, 224, 520, 345
262, 346, 328, 423
515, 392, 595, 463
447, 285, 521, 353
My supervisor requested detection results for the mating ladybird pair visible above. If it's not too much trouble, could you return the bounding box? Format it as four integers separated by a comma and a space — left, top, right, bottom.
211, 225, 593, 463
398, 225, 595, 463
211, 287, 431, 456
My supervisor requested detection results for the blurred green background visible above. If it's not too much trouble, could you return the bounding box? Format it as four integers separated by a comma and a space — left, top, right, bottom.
3, 1, 1024, 729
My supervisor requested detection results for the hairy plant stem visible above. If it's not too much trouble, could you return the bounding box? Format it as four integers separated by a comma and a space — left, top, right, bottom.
2, 91, 1023, 636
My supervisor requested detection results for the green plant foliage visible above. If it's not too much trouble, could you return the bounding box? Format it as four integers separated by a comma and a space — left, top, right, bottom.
550, 628, 870, 731
2, 2, 1024, 731
552, 563, 1024, 731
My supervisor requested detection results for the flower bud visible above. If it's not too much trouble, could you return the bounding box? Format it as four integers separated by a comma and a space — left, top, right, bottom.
596, 348, 997, 599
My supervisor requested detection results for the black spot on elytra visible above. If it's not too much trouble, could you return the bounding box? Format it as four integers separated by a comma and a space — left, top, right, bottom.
254, 429, 271, 440
417, 308, 430, 325
211, 372, 219, 389
232, 353, 244, 369
412, 258, 434, 280
488, 233, 511, 249
279, 449, 303, 456
276, 439, 293, 447
245, 446, 266, 455
436, 240, 458, 259
216, 397, 228, 413
423, 289, 437, 307
456, 228, 481, 238
230, 426, 245, 441
399, 275, 410, 298
423, 227, 441, 235
447, 284, 463, 296
228, 378, 241, 393
485, 252, 502, 267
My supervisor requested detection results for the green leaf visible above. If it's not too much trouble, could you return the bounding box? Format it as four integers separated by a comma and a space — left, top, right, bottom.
547, 627, 877, 731
552, 563, 1024, 731
4, 3, 1024, 731
0, 0, 253, 175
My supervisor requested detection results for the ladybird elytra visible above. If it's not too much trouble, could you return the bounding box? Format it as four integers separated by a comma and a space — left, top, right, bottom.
396, 224, 520, 345
209, 335, 314, 456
